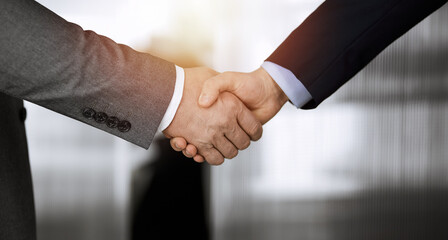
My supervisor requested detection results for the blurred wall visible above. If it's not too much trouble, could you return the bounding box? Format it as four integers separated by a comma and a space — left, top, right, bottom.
25, 1, 448, 240
210, 1, 448, 240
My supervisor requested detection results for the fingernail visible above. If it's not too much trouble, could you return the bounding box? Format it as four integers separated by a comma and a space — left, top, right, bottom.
175, 143, 179, 149
199, 94, 209, 105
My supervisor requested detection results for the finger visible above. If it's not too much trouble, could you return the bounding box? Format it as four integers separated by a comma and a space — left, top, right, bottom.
185, 144, 198, 157
198, 73, 238, 107
224, 126, 251, 150
193, 155, 205, 163
199, 148, 225, 165
182, 149, 192, 158
170, 138, 187, 151
214, 136, 239, 159
237, 107, 263, 141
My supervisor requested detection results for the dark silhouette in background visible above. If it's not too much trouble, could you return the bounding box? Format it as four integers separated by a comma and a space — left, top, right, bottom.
132, 137, 209, 240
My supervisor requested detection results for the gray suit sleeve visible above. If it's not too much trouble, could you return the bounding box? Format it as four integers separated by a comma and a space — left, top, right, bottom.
0, 0, 176, 148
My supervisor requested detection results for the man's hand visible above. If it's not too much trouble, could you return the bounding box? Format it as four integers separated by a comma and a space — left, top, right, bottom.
170, 67, 289, 162
163, 67, 262, 165
199, 67, 288, 124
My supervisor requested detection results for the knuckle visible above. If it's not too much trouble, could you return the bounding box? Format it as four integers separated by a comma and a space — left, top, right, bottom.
228, 125, 237, 134
210, 156, 224, 165
248, 122, 263, 139
240, 140, 250, 150
215, 158, 225, 165
201, 148, 224, 165
207, 126, 219, 136
226, 143, 235, 152
223, 115, 234, 127
197, 142, 214, 153
202, 142, 214, 150
227, 149, 238, 159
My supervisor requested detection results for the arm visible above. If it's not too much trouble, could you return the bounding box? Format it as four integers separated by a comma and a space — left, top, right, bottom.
0, 0, 175, 148
200, 0, 447, 110
266, 0, 447, 109
0, 0, 262, 164
172, 0, 447, 159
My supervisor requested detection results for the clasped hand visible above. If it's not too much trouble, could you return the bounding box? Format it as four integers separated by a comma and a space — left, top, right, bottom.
163, 67, 288, 165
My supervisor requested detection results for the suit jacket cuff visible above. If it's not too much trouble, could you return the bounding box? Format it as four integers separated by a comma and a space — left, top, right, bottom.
261, 61, 312, 108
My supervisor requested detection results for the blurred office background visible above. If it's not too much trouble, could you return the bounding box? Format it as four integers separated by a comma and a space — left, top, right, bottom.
26, 0, 448, 240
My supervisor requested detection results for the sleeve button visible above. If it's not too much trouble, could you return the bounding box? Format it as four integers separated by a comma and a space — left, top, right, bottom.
117, 120, 131, 132
106, 116, 120, 128
94, 112, 108, 124
82, 108, 96, 119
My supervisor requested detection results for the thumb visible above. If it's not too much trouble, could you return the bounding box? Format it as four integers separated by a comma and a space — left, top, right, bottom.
198, 73, 236, 107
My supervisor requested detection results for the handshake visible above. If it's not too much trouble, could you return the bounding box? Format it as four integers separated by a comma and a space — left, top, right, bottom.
162, 66, 289, 165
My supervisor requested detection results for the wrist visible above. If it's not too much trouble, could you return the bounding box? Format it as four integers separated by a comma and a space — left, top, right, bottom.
254, 67, 288, 107
158, 66, 185, 133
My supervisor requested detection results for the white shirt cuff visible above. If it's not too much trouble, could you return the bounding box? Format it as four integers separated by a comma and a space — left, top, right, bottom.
261, 61, 312, 108
158, 65, 185, 132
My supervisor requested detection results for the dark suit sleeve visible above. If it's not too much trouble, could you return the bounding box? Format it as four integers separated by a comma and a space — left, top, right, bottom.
0, 0, 176, 148
267, 0, 447, 109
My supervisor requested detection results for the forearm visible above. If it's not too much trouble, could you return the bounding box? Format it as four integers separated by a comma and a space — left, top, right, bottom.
0, 0, 176, 148
267, 0, 447, 108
